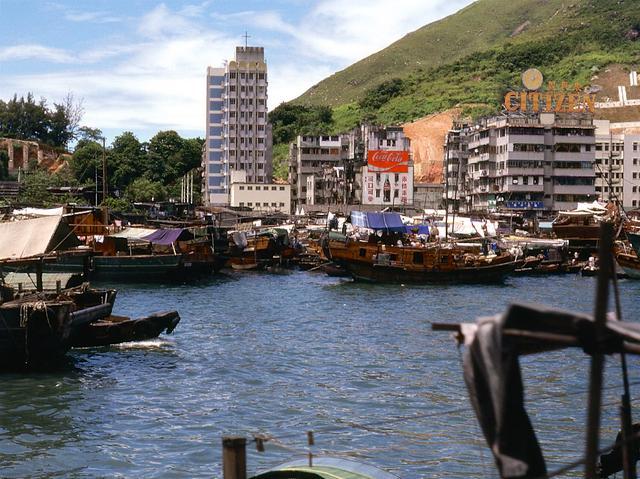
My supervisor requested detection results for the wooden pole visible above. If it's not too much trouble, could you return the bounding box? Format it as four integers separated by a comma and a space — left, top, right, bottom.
36, 260, 43, 292
222, 436, 247, 479
585, 222, 613, 478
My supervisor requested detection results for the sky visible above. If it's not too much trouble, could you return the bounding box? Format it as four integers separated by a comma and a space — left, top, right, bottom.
0, 0, 475, 144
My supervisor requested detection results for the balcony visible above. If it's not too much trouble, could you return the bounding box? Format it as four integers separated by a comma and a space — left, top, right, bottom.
501, 183, 544, 193
553, 184, 596, 195
501, 167, 544, 177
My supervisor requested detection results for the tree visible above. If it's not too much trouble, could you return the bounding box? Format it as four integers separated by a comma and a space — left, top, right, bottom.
0, 92, 83, 148
69, 141, 105, 185
109, 131, 147, 192
146, 131, 203, 184
268, 104, 334, 145
125, 177, 167, 203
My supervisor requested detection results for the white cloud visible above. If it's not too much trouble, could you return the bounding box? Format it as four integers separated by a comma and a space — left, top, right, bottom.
0, 0, 475, 141
0, 44, 75, 63
64, 10, 123, 23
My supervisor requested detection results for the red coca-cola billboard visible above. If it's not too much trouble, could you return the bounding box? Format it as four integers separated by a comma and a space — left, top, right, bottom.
367, 150, 409, 173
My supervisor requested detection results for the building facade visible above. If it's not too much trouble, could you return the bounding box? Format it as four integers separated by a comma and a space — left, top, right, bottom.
444, 112, 597, 214
359, 125, 414, 207
594, 120, 640, 209
288, 135, 347, 208
204, 46, 272, 206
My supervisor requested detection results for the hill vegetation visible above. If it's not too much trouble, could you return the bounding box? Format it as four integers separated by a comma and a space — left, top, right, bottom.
267, 0, 640, 179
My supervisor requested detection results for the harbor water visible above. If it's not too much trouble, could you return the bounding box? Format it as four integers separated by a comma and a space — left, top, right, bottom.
2, 271, 640, 478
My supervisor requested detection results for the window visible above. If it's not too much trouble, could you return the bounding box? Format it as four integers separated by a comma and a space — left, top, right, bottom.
280, 186, 285, 191
272, 202, 277, 207
375, 189, 380, 198
359, 248, 366, 257
394, 190, 399, 198
239, 202, 244, 206
413, 252, 424, 264
247, 186, 253, 190
634, 158, 638, 165
394, 174, 399, 182
280, 202, 285, 207
239, 186, 245, 190
247, 202, 253, 206
271, 186, 276, 190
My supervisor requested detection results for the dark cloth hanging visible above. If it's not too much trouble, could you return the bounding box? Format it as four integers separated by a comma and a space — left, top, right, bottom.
463, 310, 547, 478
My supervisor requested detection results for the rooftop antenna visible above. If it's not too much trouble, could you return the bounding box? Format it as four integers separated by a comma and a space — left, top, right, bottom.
243, 31, 251, 49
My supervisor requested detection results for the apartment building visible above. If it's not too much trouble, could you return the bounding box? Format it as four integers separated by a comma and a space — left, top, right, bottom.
594, 120, 640, 209
359, 125, 414, 207
446, 112, 596, 214
204, 46, 272, 206
288, 135, 348, 208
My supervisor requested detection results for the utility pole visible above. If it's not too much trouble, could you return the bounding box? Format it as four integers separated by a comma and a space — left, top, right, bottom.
608, 132, 613, 202
101, 136, 108, 225
444, 139, 449, 241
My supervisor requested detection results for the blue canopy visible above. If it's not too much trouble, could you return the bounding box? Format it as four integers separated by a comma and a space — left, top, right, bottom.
350, 211, 406, 233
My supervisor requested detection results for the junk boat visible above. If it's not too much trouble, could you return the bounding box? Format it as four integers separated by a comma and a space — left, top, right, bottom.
325, 211, 516, 283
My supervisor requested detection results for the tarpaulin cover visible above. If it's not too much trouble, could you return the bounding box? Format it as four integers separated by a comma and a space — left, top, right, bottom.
111, 227, 157, 240
0, 216, 80, 261
350, 211, 406, 233
142, 228, 192, 245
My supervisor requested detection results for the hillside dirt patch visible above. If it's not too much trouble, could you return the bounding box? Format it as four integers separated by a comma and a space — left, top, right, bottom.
403, 109, 462, 184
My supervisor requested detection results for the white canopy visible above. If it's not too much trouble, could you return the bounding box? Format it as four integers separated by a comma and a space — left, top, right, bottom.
110, 227, 157, 240
12, 207, 64, 217
0, 216, 79, 261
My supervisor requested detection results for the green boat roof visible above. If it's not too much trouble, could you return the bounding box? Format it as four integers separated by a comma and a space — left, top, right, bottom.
250, 458, 399, 479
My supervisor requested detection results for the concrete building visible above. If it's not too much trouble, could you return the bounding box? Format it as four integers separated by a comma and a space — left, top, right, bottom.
359, 125, 414, 207
204, 46, 272, 206
594, 120, 625, 205
288, 135, 347, 209
414, 183, 445, 210
594, 120, 640, 209
624, 133, 640, 209
446, 112, 596, 214
229, 171, 291, 215
443, 125, 469, 213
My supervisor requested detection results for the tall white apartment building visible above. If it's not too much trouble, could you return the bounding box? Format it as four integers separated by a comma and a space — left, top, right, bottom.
204, 46, 272, 205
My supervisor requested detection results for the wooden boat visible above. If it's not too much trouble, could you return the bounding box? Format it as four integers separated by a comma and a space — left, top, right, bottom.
229, 228, 297, 270
250, 457, 399, 479
551, 201, 618, 241
69, 310, 180, 348
326, 237, 515, 283
615, 249, 640, 279
0, 285, 116, 368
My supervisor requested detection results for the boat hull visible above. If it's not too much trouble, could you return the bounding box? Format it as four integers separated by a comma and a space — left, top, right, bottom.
341, 258, 516, 283
70, 311, 180, 348
616, 251, 640, 279
328, 240, 516, 284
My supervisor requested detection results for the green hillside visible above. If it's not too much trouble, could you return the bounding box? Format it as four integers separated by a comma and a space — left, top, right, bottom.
301, 0, 638, 123
269, 0, 640, 178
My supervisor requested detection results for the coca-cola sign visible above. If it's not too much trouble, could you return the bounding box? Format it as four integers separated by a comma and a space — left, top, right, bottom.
367, 150, 409, 173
